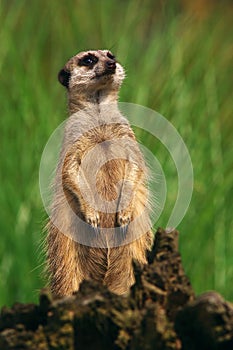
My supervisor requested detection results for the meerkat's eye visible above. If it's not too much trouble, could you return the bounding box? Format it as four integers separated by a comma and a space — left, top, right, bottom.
107, 52, 115, 60
79, 54, 98, 67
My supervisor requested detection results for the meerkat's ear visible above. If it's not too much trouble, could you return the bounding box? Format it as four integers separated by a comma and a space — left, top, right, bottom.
58, 68, 71, 88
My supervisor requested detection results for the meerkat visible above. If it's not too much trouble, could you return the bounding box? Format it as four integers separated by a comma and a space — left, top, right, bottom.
46, 49, 153, 296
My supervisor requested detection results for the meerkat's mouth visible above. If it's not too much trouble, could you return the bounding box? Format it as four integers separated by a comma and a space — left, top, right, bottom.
93, 70, 115, 80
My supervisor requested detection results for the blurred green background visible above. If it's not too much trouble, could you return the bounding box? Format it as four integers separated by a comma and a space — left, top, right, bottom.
0, 0, 232, 306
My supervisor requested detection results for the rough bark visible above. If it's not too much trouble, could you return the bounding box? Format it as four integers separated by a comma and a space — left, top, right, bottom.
0, 228, 232, 350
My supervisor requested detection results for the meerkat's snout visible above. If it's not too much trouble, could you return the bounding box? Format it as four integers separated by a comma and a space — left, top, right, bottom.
94, 57, 116, 79
92, 53, 116, 79
105, 59, 116, 73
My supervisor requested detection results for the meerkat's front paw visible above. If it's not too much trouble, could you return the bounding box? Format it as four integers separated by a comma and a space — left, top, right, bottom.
117, 210, 131, 234
85, 209, 100, 230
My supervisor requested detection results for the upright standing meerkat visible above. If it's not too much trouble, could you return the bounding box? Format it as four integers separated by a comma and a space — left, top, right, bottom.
46, 49, 153, 296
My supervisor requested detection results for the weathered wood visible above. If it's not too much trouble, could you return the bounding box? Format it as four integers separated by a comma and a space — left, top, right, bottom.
0, 228, 232, 350
175, 291, 233, 350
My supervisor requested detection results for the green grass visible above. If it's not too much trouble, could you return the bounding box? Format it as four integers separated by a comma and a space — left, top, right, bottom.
0, 0, 232, 306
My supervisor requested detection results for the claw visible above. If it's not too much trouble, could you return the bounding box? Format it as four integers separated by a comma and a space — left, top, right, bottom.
93, 226, 101, 235
117, 210, 131, 235
120, 224, 128, 236
86, 211, 100, 232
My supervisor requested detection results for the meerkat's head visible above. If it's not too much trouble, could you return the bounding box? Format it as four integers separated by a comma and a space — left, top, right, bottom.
58, 50, 125, 94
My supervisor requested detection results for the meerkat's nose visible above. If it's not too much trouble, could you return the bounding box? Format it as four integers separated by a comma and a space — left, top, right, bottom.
105, 60, 116, 72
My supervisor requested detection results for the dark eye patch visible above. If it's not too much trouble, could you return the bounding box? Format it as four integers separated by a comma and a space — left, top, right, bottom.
78, 54, 98, 67
107, 52, 115, 60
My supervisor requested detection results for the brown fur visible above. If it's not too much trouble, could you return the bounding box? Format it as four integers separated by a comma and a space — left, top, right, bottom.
46, 50, 153, 296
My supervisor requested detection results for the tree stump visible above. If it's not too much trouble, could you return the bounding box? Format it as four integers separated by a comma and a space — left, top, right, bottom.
0, 228, 232, 349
